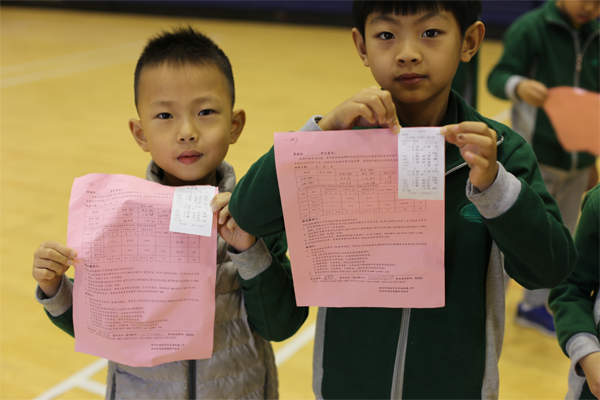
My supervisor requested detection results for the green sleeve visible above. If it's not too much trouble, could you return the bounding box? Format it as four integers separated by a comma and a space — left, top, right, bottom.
45, 279, 75, 338
239, 233, 309, 342
487, 19, 538, 100
549, 186, 600, 354
485, 140, 577, 289
230, 146, 284, 238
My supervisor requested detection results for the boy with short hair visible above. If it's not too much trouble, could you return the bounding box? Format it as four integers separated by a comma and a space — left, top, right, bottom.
549, 183, 600, 400
32, 27, 293, 399
487, 0, 599, 336
228, 1, 577, 398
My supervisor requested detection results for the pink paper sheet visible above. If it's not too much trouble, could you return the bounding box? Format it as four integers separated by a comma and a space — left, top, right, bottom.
67, 174, 217, 367
274, 129, 445, 308
543, 86, 600, 156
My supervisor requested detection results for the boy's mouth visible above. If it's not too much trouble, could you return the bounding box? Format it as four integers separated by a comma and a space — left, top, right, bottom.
177, 150, 203, 165
396, 73, 425, 85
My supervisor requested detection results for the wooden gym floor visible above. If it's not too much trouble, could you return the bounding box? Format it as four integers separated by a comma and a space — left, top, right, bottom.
1, 6, 588, 400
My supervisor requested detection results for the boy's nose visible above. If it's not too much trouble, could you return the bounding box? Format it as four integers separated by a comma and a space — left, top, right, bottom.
177, 119, 199, 142
397, 42, 421, 65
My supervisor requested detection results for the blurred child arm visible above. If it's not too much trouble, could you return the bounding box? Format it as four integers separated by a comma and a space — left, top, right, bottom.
33, 241, 76, 337
487, 21, 548, 106
549, 187, 600, 398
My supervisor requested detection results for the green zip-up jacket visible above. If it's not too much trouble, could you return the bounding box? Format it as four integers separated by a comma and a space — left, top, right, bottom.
229, 91, 577, 399
549, 184, 600, 400
487, 0, 599, 171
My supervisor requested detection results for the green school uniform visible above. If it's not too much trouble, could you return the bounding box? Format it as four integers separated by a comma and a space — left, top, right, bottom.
487, 0, 599, 171
549, 185, 600, 400
230, 90, 576, 399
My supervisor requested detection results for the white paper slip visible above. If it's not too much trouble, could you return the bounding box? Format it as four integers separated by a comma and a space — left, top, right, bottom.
169, 186, 217, 236
398, 127, 445, 201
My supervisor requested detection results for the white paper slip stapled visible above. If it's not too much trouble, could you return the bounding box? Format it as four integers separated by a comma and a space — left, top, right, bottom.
169, 186, 217, 236
397, 127, 445, 201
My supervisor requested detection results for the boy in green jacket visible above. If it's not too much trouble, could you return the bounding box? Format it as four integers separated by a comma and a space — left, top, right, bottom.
549, 184, 600, 400
487, 0, 599, 336
229, 1, 577, 398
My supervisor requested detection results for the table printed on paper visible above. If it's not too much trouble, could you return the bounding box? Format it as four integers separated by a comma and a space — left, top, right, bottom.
274, 128, 445, 308
67, 173, 218, 367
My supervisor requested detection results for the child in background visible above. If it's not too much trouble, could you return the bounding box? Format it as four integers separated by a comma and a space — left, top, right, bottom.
549, 184, 600, 400
487, 0, 599, 336
227, 1, 577, 398
32, 27, 293, 399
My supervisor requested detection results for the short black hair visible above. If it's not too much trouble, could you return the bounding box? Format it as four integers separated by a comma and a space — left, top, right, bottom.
134, 26, 235, 108
353, 1, 481, 39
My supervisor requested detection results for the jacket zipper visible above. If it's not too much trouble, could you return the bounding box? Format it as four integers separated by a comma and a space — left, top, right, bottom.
546, 19, 599, 170
390, 136, 504, 400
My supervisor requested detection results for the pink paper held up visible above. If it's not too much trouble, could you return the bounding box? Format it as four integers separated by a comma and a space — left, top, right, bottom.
543, 86, 600, 156
274, 129, 445, 308
68, 174, 217, 367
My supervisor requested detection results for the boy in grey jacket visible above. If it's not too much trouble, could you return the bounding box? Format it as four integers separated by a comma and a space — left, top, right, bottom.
32, 27, 292, 399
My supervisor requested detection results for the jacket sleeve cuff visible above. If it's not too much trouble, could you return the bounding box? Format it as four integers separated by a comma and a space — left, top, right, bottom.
505, 75, 527, 102
466, 162, 521, 219
298, 116, 324, 132
229, 238, 273, 280
566, 333, 600, 377
35, 274, 73, 317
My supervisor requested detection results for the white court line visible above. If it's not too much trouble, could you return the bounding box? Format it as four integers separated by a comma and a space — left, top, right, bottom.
492, 107, 511, 123
274, 321, 316, 366
1, 41, 145, 77
1, 54, 138, 88
33, 358, 108, 400
33, 321, 317, 399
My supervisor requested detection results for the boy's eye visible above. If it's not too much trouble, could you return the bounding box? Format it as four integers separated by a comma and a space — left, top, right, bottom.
157, 113, 173, 119
422, 29, 439, 38
199, 109, 214, 116
378, 32, 395, 40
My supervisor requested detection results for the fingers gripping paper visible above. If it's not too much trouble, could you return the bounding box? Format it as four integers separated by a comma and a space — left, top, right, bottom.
67, 174, 218, 367
274, 129, 445, 308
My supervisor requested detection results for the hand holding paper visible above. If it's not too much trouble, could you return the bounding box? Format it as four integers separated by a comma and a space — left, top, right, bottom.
211, 192, 256, 252
516, 79, 548, 107
317, 86, 401, 134
441, 122, 499, 192
32, 241, 77, 298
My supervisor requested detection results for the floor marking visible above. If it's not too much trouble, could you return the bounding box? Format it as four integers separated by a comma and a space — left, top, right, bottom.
492, 108, 511, 123
33, 358, 108, 400
274, 321, 316, 366
1, 41, 145, 77
2, 54, 138, 88
33, 321, 317, 399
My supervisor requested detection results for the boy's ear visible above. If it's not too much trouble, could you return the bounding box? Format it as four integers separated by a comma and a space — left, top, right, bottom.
229, 109, 246, 144
352, 28, 370, 67
461, 21, 485, 63
129, 118, 150, 152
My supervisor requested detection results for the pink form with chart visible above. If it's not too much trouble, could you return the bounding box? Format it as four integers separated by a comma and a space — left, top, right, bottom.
274, 128, 445, 308
68, 173, 217, 367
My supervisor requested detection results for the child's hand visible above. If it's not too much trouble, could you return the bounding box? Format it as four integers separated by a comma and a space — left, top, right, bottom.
318, 86, 401, 134
441, 122, 499, 192
33, 241, 76, 298
516, 79, 548, 107
211, 193, 256, 253
580, 352, 600, 399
